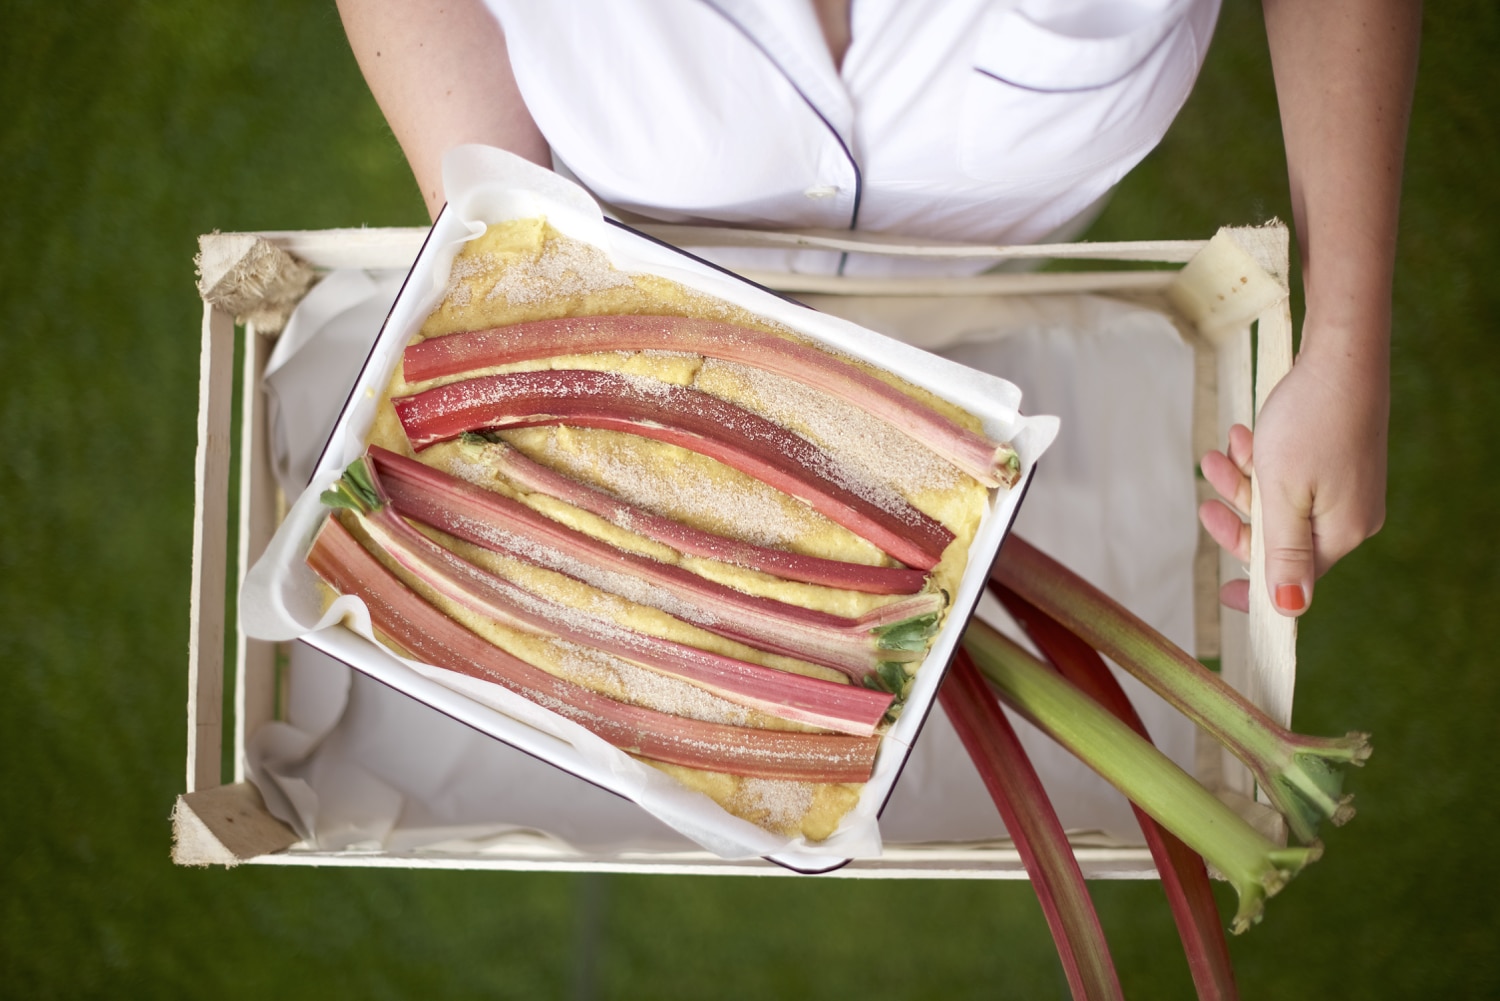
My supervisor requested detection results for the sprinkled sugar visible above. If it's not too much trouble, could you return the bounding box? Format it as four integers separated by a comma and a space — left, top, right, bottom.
489, 237, 633, 307
694, 359, 962, 500
551, 640, 751, 726
735, 778, 816, 831
518, 428, 830, 551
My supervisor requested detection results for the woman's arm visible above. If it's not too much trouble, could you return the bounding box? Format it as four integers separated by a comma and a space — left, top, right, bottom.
1200, 0, 1421, 615
336, 0, 550, 220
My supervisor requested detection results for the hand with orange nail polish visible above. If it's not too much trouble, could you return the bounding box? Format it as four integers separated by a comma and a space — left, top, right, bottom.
1198, 327, 1389, 617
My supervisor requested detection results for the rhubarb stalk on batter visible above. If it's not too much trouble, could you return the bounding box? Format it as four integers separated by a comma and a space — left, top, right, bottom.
466, 434, 930, 595
402, 314, 1021, 488
391, 369, 955, 570
308, 515, 881, 782
367, 446, 943, 686
321, 457, 895, 736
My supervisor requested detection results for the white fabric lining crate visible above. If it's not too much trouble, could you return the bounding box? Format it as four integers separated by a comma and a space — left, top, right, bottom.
175, 222, 1296, 874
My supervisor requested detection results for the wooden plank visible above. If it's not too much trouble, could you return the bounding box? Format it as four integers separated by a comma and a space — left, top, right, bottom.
744, 269, 1176, 297
1247, 295, 1299, 729
1213, 325, 1258, 804
234, 322, 281, 782
1170, 307, 1225, 662
635, 223, 1206, 263
242, 845, 1160, 880
186, 304, 236, 793
246, 223, 1201, 269
1227, 224, 1295, 836
253, 227, 428, 271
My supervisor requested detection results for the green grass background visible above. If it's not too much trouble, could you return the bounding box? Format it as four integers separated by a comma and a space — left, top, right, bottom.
3, 2, 1495, 997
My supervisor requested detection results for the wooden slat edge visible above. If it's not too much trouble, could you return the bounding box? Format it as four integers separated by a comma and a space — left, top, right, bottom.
634, 224, 1206, 263
171, 782, 299, 867
742, 269, 1177, 297
234, 323, 281, 782
250, 227, 428, 271
1247, 297, 1299, 729
241, 845, 1161, 879
186, 303, 236, 793
1211, 325, 1257, 803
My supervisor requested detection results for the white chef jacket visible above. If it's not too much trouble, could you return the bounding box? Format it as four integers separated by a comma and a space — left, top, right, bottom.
484, 0, 1220, 274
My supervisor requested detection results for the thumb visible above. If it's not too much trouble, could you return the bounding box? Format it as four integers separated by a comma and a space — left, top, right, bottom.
1259, 482, 1315, 616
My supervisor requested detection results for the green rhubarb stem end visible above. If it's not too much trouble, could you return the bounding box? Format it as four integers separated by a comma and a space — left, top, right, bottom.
873, 612, 941, 652
993, 536, 1372, 844
963, 617, 1320, 934
320, 456, 382, 514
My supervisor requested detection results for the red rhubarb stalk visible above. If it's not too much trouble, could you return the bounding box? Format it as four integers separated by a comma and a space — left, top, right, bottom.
308, 516, 880, 782
472, 436, 928, 594
962, 617, 1320, 934
940, 650, 1123, 1001
323, 458, 894, 736
991, 535, 1371, 844
391, 369, 954, 570
367, 446, 943, 685
402, 314, 1021, 488
992, 582, 1238, 1001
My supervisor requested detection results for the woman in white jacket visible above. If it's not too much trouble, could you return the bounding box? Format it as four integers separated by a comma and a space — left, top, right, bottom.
336, 0, 1420, 620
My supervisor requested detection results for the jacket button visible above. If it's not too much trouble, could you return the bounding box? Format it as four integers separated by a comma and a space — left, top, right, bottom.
803, 185, 840, 199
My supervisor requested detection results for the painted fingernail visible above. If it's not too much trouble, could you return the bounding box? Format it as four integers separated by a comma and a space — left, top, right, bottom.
1275, 584, 1306, 612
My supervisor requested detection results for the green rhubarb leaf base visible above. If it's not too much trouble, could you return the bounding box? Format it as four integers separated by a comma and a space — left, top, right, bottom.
320, 458, 380, 514
873, 612, 941, 652
1228, 842, 1324, 935
1265, 735, 1373, 842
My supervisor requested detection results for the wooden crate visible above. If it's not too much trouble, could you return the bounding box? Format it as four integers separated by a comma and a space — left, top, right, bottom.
174, 223, 1296, 875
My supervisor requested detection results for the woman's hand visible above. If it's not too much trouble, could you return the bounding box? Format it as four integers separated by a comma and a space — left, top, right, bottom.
1199, 323, 1389, 615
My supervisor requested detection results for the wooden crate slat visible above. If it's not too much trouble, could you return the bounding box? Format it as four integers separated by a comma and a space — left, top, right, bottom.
634, 223, 1206, 263
1248, 294, 1299, 730
743, 269, 1176, 297
186, 303, 236, 793
234, 322, 283, 783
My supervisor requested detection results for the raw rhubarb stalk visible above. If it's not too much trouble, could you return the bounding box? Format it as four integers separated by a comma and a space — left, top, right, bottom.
991, 535, 1371, 845
963, 617, 1320, 934
367, 445, 942, 686
940, 650, 1123, 1001
391, 369, 955, 570
469, 435, 929, 594
402, 314, 1021, 488
307, 516, 880, 782
322, 458, 894, 736
993, 582, 1238, 1001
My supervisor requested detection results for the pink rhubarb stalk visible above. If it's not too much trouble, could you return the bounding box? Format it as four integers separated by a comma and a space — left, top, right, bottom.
322, 458, 893, 736
993, 582, 1238, 1001
472, 435, 928, 594
991, 535, 1371, 845
963, 617, 1320, 934
391, 369, 954, 570
308, 515, 881, 782
941, 650, 1123, 1001
402, 314, 1021, 488
367, 446, 943, 686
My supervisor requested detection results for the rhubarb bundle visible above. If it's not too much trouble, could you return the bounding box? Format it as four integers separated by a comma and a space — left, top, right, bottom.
307, 218, 1005, 839
945, 534, 1372, 976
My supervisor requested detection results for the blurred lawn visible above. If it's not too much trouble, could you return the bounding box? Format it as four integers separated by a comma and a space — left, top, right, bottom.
2, 1, 1496, 998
